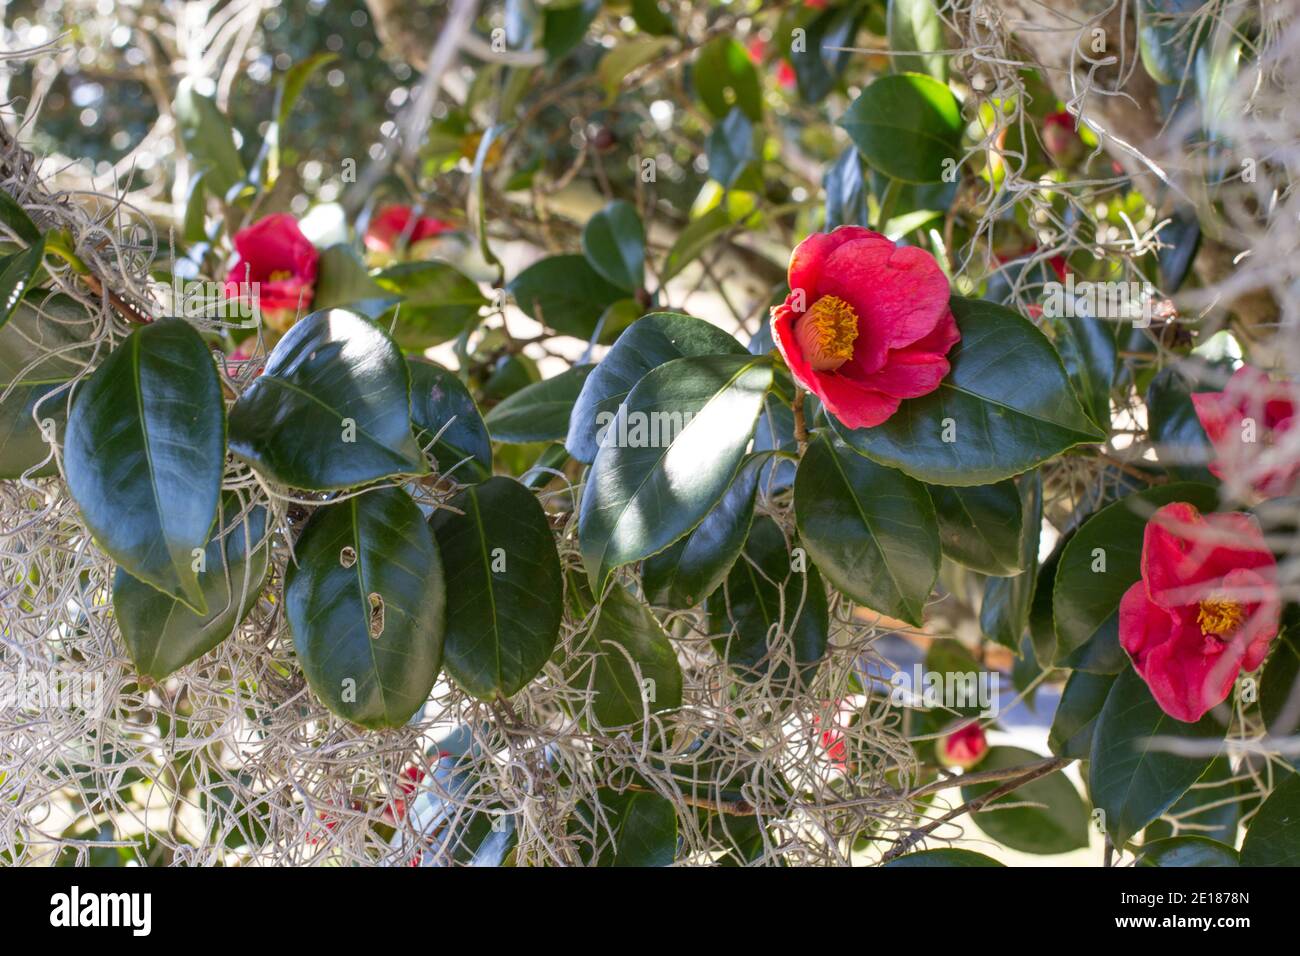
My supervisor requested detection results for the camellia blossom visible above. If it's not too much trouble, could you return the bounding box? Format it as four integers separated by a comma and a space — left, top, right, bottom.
223, 213, 318, 333
1118, 501, 1280, 722
771, 226, 959, 429
938, 722, 988, 770
1042, 110, 1084, 166
1192, 364, 1300, 498
364, 204, 454, 262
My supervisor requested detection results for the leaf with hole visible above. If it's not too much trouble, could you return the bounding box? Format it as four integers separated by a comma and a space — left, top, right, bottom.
285, 486, 446, 729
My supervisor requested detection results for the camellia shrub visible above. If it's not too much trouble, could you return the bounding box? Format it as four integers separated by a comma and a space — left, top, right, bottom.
3, 0, 1300, 868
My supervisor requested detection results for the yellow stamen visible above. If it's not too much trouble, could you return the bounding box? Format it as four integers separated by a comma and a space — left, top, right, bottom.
268, 269, 293, 282
1197, 597, 1245, 637
794, 295, 859, 371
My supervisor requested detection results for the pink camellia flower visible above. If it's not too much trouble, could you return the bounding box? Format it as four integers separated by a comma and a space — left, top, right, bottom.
1192, 365, 1300, 498
364, 204, 454, 262
1042, 111, 1084, 166
223, 213, 318, 333
938, 722, 988, 770
1119, 501, 1279, 722
771, 226, 959, 429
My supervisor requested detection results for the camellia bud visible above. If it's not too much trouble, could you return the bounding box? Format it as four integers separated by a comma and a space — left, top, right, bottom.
938, 722, 988, 770
1042, 111, 1084, 167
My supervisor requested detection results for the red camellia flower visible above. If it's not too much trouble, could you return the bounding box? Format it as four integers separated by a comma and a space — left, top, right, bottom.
380, 766, 426, 827
1119, 502, 1280, 722
1192, 365, 1300, 498
938, 722, 988, 770
771, 226, 959, 429
364, 204, 454, 258
223, 213, 318, 333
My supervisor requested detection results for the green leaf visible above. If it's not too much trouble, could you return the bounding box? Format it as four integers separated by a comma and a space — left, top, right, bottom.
579, 353, 772, 595
790, 3, 864, 103
429, 476, 563, 699
794, 432, 939, 626
1089, 666, 1226, 848
374, 260, 487, 349
582, 200, 645, 293
0, 294, 97, 388
571, 579, 683, 728
285, 486, 446, 729
831, 297, 1104, 485
543, 0, 600, 62
228, 309, 427, 490
694, 36, 762, 122
1048, 670, 1116, 759
631, 0, 675, 36
1240, 774, 1300, 866
407, 359, 492, 482
64, 319, 224, 613
311, 244, 390, 312
1146, 365, 1217, 483
263, 52, 337, 188
485, 364, 594, 444
930, 479, 1023, 576
598, 37, 674, 100
706, 108, 761, 191
1136, 836, 1238, 867
961, 746, 1090, 855
574, 789, 678, 866
883, 848, 1004, 867
1054, 312, 1117, 431
887, 0, 948, 81
114, 496, 270, 680
0, 189, 41, 246
567, 311, 745, 464
174, 78, 246, 199
840, 73, 962, 184
1261, 625, 1300, 771
0, 381, 64, 478
642, 454, 765, 609
824, 146, 869, 231
978, 471, 1042, 650
661, 205, 733, 282
1144, 756, 1243, 845
707, 514, 829, 685
0, 239, 44, 330
1052, 482, 1218, 670
508, 254, 626, 339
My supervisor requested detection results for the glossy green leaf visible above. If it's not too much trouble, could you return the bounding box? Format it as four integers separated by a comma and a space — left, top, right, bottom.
961, 746, 1090, 855
228, 309, 427, 490
285, 486, 446, 729
790, 3, 864, 103
64, 319, 224, 613
579, 353, 772, 594
429, 477, 563, 699
0, 239, 44, 330
883, 848, 1004, 867
0, 381, 65, 478
1052, 483, 1218, 670
832, 298, 1104, 485
567, 311, 744, 464
0, 294, 97, 388
1048, 670, 1116, 760
694, 36, 762, 122
374, 260, 487, 349
1136, 836, 1238, 867
794, 432, 939, 625
485, 364, 594, 444
840, 73, 962, 184
1054, 311, 1117, 431
574, 789, 678, 867
1261, 625, 1300, 771
571, 579, 683, 728
543, 0, 599, 62
1089, 666, 1226, 848
508, 254, 626, 339
598, 37, 675, 100
823, 146, 869, 231
660, 205, 733, 282
1144, 756, 1242, 845
582, 200, 645, 292
407, 359, 491, 482
642, 454, 765, 609
707, 514, 829, 685
311, 243, 390, 312
979, 471, 1042, 650
1146, 365, 1217, 483
706, 108, 761, 191
887, 0, 947, 81
930, 479, 1023, 576
114, 496, 270, 680
1240, 774, 1300, 866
